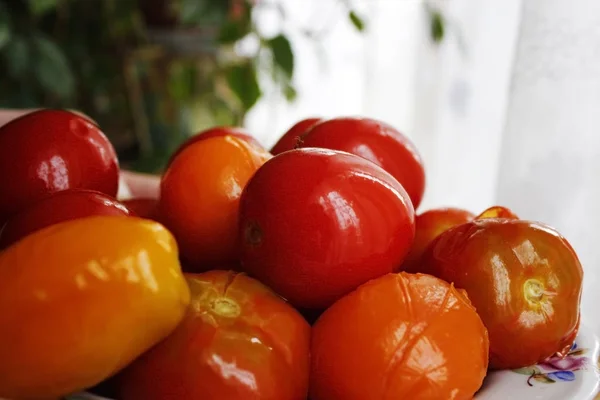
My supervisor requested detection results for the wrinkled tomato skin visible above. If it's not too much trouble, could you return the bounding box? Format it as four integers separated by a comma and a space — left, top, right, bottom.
402, 207, 474, 273
297, 117, 426, 209
270, 118, 322, 155
239, 148, 415, 310
168, 126, 263, 166
118, 271, 311, 400
0, 189, 131, 248
420, 219, 583, 369
0, 109, 119, 221
310, 272, 489, 400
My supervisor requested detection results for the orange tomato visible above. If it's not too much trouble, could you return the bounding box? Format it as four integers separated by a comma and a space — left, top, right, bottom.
159, 136, 271, 271
117, 270, 311, 400
310, 272, 489, 400
402, 207, 474, 273
0, 216, 190, 400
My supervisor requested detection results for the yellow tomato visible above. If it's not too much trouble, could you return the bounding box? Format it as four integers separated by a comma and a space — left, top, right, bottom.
0, 216, 190, 400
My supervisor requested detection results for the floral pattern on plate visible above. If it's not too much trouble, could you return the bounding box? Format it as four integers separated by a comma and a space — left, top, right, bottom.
512, 343, 590, 386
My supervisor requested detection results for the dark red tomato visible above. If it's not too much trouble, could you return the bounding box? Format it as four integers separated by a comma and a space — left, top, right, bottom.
402, 207, 474, 273
270, 118, 322, 155
0, 109, 119, 221
239, 148, 415, 310
297, 117, 426, 209
0, 189, 131, 248
420, 218, 583, 369
168, 126, 263, 166
122, 198, 160, 221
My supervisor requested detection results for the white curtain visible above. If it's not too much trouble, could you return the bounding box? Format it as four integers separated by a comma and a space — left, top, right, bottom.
247, 0, 600, 333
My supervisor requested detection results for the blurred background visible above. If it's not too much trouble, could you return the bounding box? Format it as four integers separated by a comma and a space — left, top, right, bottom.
2, 0, 600, 331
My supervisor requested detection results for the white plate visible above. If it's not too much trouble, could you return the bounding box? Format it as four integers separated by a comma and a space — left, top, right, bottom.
68, 324, 600, 400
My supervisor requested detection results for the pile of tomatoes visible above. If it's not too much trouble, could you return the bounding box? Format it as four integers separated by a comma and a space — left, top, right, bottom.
0, 109, 583, 400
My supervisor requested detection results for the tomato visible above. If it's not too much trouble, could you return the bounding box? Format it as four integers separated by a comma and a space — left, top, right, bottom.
270, 117, 322, 155
296, 117, 426, 209
476, 205, 519, 220
122, 197, 160, 221
0, 216, 190, 400
402, 207, 474, 273
168, 126, 263, 166
310, 272, 489, 400
420, 219, 583, 369
117, 270, 310, 400
239, 148, 415, 310
0, 189, 132, 248
0, 109, 119, 221
160, 135, 271, 271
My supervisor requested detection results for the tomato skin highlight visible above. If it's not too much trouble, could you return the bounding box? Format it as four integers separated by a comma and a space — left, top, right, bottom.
310, 272, 489, 400
297, 117, 426, 209
402, 207, 474, 273
270, 118, 322, 155
0, 189, 131, 248
420, 218, 583, 369
0, 109, 119, 221
118, 270, 311, 400
239, 148, 415, 310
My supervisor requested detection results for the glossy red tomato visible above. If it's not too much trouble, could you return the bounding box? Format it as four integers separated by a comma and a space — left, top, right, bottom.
310, 272, 489, 400
168, 126, 263, 166
118, 270, 310, 400
122, 198, 160, 221
0, 189, 131, 248
420, 219, 583, 369
402, 207, 474, 273
0, 109, 119, 221
296, 117, 426, 209
270, 117, 322, 155
239, 148, 415, 310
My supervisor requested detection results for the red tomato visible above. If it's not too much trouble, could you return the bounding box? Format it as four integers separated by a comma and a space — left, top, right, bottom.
239, 148, 415, 310
0, 189, 131, 248
122, 198, 160, 221
402, 207, 474, 273
420, 219, 583, 369
310, 272, 489, 400
0, 109, 119, 221
296, 117, 426, 209
476, 205, 519, 220
117, 270, 311, 400
270, 118, 322, 155
168, 126, 263, 166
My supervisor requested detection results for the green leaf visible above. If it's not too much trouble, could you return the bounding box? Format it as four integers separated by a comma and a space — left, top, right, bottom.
283, 82, 297, 101
218, 20, 248, 44
430, 10, 445, 43
533, 373, 555, 384
226, 63, 261, 110
3, 36, 30, 78
32, 35, 75, 99
513, 366, 541, 376
28, 0, 58, 16
268, 34, 294, 78
349, 11, 365, 32
0, 5, 11, 50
